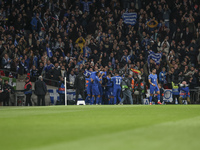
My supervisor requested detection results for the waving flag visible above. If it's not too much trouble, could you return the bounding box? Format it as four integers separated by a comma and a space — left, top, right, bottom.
14, 39, 18, 46
131, 68, 141, 74
46, 48, 53, 58
148, 51, 162, 65
122, 13, 137, 26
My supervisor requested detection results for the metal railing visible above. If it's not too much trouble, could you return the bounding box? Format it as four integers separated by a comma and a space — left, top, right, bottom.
0, 69, 60, 87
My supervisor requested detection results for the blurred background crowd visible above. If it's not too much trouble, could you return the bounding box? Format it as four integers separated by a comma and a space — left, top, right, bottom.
0, 0, 200, 90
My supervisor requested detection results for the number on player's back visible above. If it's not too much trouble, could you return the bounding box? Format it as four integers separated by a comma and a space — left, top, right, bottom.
116, 78, 121, 85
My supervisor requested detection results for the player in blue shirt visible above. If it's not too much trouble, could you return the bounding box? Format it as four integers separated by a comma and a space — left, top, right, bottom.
98, 70, 107, 104
90, 66, 99, 81
91, 72, 102, 105
106, 73, 114, 104
111, 72, 122, 104
85, 76, 92, 104
148, 68, 162, 105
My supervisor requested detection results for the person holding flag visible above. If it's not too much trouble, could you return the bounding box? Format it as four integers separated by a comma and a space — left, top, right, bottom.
46, 43, 53, 58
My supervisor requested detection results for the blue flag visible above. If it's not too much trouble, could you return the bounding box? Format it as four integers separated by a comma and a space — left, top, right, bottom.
14, 39, 18, 46
122, 13, 137, 25
148, 51, 162, 65
46, 48, 53, 58
48, 89, 60, 104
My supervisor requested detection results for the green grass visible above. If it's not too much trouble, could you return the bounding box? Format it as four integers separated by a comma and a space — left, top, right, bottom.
0, 105, 200, 150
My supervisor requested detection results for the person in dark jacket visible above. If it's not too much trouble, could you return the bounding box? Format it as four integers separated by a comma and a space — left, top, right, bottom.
58, 77, 65, 105
24, 77, 32, 106
49, 62, 61, 86
0, 76, 4, 106
120, 74, 133, 105
74, 70, 86, 104
34, 76, 47, 106
3, 80, 13, 106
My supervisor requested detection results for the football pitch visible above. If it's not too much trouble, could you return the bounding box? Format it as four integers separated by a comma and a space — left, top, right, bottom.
1, 105, 200, 150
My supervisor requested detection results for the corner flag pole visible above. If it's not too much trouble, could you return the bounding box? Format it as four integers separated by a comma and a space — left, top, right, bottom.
65, 77, 67, 106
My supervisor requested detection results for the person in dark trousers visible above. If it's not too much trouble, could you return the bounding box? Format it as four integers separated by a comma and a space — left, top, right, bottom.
0, 76, 4, 106
58, 77, 65, 105
34, 76, 47, 106
120, 74, 133, 105
3, 80, 12, 106
24, 77, 32, 106
74, 70, 85, 104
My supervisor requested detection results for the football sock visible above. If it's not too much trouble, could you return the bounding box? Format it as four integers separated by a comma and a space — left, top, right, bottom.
157, 94, 160, 101
110, 98, 113, 104
96, 97, 100, 104
99, 96, 102, 104
85, 96, 89, 103
118, 96, 121, 103
149, 96, 152, 103
90, 97, 94, 105
114, 97, 116, 104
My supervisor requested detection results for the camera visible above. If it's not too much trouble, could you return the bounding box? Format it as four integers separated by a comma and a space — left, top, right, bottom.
179, 83, 189, 88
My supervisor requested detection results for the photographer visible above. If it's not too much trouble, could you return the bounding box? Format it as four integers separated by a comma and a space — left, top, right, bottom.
134, 77, 145, 104
178, 81, 191, 104
172, 81, 179, 104
120, 74, 133, 105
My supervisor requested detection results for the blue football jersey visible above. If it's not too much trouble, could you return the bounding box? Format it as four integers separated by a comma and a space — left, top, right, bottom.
86, 78, 92, 88
111, 76, 122, 88
148, 74, 158, 85
100, 71, 107, 78
93, 76, 100, 87
90, 71, 97, 80
106, 77, 113, 92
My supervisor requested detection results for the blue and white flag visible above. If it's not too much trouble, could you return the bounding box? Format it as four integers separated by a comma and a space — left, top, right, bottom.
46, 47, 53, 58
122, 13, 137, 25
48, 89, 60, 104
148, 51, 162, 65
84, 70, 91, 77
14, 39, 18, 46
48, 89, 83, 105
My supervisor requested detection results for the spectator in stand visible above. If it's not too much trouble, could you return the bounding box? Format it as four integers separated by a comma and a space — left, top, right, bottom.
159, 67, 167, 86
49, 62, 61, 85
2, 54, 12, 76
30, 65, 39, 82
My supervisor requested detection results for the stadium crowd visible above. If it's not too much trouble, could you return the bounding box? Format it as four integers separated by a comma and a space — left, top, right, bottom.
0, 0, 200, 104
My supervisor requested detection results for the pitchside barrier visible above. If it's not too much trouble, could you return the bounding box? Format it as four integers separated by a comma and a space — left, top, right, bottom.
48, 88, 200, 105
48, 89, 84, 105
49, 77, 200, 105
143, 89, 173, 104
48, 88, 174, 105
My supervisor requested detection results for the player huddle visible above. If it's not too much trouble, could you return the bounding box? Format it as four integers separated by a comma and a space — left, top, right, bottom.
85, 67, 122, 105
84, 67, 162, 105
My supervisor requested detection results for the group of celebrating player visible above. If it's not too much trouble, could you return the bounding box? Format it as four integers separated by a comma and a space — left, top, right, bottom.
85, 67, 122, 105
84, 66, 161, 105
